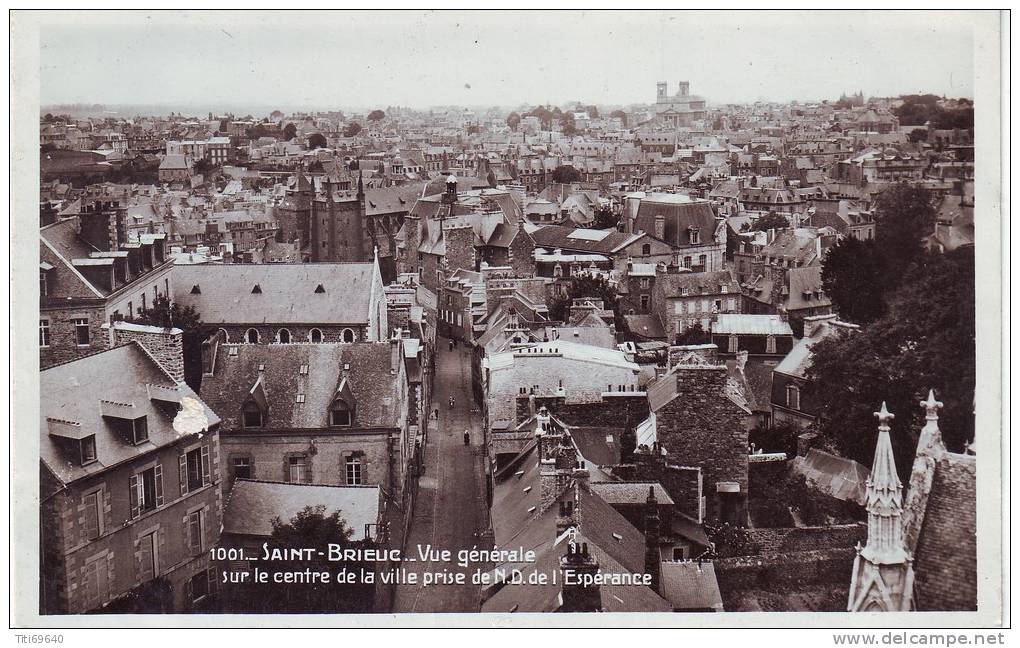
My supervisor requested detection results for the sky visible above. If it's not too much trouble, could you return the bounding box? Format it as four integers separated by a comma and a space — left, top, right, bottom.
39, 10, 982, 112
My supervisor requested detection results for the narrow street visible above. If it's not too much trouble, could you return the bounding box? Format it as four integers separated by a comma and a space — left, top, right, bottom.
391, 338, 490, 613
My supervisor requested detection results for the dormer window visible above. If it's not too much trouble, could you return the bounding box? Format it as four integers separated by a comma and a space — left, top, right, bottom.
190, 284, 201, 294
132, 417, 149, 445
689, 228, 701, 244
251, 284, 262, 294
242, 401, 264, 428
80, 435, 97, 465
330, 401, 352, 427
314, 284, 326, 294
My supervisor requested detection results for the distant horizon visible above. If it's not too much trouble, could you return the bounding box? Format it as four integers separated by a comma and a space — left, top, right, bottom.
39, 10, 978, 111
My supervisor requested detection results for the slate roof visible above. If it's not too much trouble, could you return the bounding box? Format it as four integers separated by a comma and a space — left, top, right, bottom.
173, 262, 377, 325
633, 194, 718, 246
623, 314, 666, 340
785, 266, 832, 311
159, 154, 190, 170
223, 479, 380, 540
589, 481, 674, 505
791, 449, 870, 505
569, 427, 624, 466
40, 343, 219, 486
530, 224, 641, 255
364, 183, 425, 216
655, 269, 739, 297
200, 342, 405, 431
659, 561, 724, 611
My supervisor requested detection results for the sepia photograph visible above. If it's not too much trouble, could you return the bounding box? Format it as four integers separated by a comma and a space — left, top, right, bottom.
8, 7, 1007, 637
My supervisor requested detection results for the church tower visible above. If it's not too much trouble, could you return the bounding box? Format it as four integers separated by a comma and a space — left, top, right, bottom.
847, 402, 915, 612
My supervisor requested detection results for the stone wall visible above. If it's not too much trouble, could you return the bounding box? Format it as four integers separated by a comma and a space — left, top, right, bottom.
40, 304, 107, 368
106, 321, 184, 383
514, 394, 649, 429
714, 547, 855, 593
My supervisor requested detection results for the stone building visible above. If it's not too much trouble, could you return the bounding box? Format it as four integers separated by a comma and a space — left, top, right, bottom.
198, 338, 415, 507
173, 258, 388, 346
626, 193, 726, 272
40, 325, 222, 614
710, 313, 794, 359
40, 196, 174, 368
654, 81, 708, 128
650, 268, 742, 341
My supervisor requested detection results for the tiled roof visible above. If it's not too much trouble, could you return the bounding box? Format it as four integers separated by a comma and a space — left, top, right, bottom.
41, 343, 219, 486
659, 561, 724, 611
589, 481, 674, 505
223, 479, 380, 540
200, 342, 405, 431
173, 262, 377, 325
712, 314, 793, 337
656, 269, 739, 297
530, 224, 640, 255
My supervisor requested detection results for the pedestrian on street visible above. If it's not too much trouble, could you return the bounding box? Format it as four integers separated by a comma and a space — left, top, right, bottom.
449, 395, 455, 409
449, 339, 454, 351
463, 429, 470, 445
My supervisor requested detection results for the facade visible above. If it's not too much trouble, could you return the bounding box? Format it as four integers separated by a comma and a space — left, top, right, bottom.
654, 81, 708, 128
40, 197, 174, 367
198, 339, 415, 504
651, 268, 742, 341
40, 331, 222, 614
627, 193, 726, 272
173, 259, 388, 346
710, 313, 795, 359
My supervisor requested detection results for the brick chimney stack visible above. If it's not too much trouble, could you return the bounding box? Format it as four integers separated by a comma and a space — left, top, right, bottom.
559, 542, 601, 612
104, 321, 185, 384
644, 486, 661, 594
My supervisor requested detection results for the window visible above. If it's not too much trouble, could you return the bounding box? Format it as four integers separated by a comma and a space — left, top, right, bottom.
245, 328, 259, 344
787, 385, 801, 410
341, 328, 356, 343
138, 531, 158, 581
180, 446, 210, 493
39, 319, 51, 347
690, 229, 701, 244
83, 491, 102, 541
640, 295, 650, 310
641, 243, 651, 256
766, 335, 777, 354
186, 510, 204, 553
639, 277, 650, 290
141, 293, 146, 311
672, 546, 690, 561
82, 557, 110, 609
242, 402, 263, 428
330, 401, 352, 427
74, 318, 90, 346
728, 335, 739, 353
309, 328, 323, 343
727, 298, 736, 311
346, 455, 364, 485
80, 435, 97, 465
683, 256, 692, 268
231, 457, 252, 480
288, 456, 308, 483
188, 569, 211, 603
277, 328, 291, 344
40, 269, 48, 296
129, 465, 163, 518
132, 417, 148, 444
698, 254, 707, 268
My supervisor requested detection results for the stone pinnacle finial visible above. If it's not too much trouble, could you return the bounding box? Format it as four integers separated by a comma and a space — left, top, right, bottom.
920, 389, 943, 421
874, 402, 894, 430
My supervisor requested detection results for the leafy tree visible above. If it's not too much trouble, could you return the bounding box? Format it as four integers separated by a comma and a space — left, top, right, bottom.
307, 132, 327, 149
193, 158, 214, 177
343, 122, 362, 138
820, 237, 886, 324
367, 109, 386, 121
226, 506, 373, 613
806, 247, 975, 477
551, 165, 581, 184
748, 421, 801, 457
592, 206, 619, 230
548, 274, 619, 325
506, 111, 521, 131
122, 295, 204, 391
907, 128, 928, 143
270, 110, 284, 120
873, 183, 937, 285
675, 322, 710, 346
43, 113, 54, 122
528, 106, 553, 129
610, 110, 628, 127
750, 212, 790, 232
282, 123, 297, 141
560, 111, 577, 136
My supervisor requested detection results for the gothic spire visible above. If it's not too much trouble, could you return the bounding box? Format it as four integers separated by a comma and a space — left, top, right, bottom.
861, 402, 907, 564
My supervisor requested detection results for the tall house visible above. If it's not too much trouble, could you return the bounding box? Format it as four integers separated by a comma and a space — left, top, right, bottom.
40, 194, 174, 367
40, 325, 222, 614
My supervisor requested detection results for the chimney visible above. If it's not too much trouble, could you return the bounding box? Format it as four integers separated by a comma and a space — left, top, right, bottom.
555, 499, 577, 538
559, 542, 601, 612
644, 486, 661, 594
390, 330, 402, 375
540, 429, 576, 509
104, 321, 185, 384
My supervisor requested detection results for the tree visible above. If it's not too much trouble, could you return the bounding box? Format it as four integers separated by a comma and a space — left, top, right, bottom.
506, 111, 521, 131
560, 111, 577, 136
548, 274, 619, 325
528, 106, 553, 130
227, 506, 373, 613
367, 109, 386, 121
270, 110, 284, 120
283, 123, 297, 141
343, 122, 362, 138
193, 158, 214, 177
307, 132, 327, 149
873, 183, 938, 285
123, 295, 204, 391
592, 207, 619, 230
675, 322, 710, 346
610, 110, 628, 127
806, 247, 975, 477
750, 212, 790, 232
551, 165, 581, 184
820, 236, 886, 324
